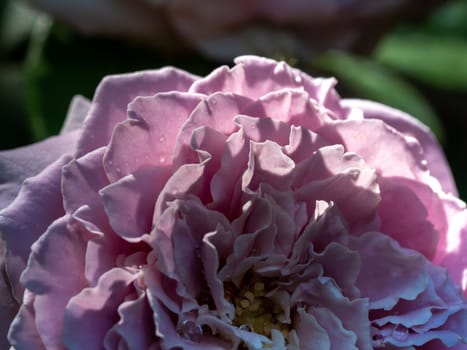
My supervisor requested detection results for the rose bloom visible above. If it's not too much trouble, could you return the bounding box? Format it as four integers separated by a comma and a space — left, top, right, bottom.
1, 56, 467, 349
26, 0, 442, 60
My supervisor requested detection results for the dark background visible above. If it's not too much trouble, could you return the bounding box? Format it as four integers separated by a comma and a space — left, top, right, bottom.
1, 0, 466, 199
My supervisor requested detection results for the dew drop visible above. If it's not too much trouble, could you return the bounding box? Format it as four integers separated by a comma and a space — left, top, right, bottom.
177, 320, 203, 342
392, 324, 409, 341
274, 62, 286, 75
239, 324, 253, 332
159, 136, 165, 143
116, 167, 121, 173
294, 75, 302, 84
295, 301, 307, 310
159, 156, 166, 163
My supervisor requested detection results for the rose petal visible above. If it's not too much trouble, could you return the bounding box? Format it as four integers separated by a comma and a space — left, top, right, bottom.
318, 118, 429, 182
7, 295, 45, 350
191, 56, 305, 100
343, 99, 457, 196
62, 268, 137, 350
378, 177, 445, 260
0, 238, 18, 350
105, 92, 202, 182
0, 132, 78, 210
246, 89, 325, 131
60, 95, 91, 134
104, 289, 156, 349
350, 232, 428, 310
100, 165, 168, 241
77, 68, 199, 157
18, 216, 87, 349
294, 307, 331, 350
174, 93, 253, 168
0, 155, 72, 302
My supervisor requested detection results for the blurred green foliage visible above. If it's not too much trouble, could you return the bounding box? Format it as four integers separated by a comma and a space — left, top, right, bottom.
24, 21, 217, 140
313, 51, 444, 142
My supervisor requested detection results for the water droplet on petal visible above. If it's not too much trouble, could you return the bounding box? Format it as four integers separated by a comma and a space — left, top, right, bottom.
294, 75, 302, 84
159, 156, 166, 163
159, 136, 165, 143
392, 324, 409, 341
295, 301, 307, 310
177, 320, 203, 342
239, 324, 253, 332
274, 62, 286, 75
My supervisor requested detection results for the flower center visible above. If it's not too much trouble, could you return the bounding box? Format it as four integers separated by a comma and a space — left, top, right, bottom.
224, 274, 290, 339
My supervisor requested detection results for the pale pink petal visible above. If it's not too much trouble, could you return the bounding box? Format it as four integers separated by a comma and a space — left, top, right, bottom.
378, 177, 445, 260
62, 268, 137, 350
104, 92, 202, 182
62, 148, 109, 217
295, 145, 380, 233
318, 118, 429, 182
60, 95, 91, 134
100, 166, 168, 241
173, 93, 252, 168
77, 68, 199, 157
0, 132, 78, 210
0, 155, 71, 302
19, 217, 87, 349
191, 56, 305, 99
104, 290, 156, 349
7, 296, 45, 350
245, 89, 325, 131
349, 232, 427, 310
343, 99, 457, 195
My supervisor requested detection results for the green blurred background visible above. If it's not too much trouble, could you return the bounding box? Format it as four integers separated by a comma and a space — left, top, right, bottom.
1, 0, 467, 199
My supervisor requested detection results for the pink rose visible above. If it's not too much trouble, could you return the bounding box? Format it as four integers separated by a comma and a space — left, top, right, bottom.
1, 56, 466, 349
26, 0, 442, 60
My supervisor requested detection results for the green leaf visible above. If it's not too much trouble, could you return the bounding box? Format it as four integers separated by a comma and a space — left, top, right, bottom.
312, 51, 444, 142
425, 0, 467, 38
376, 34, 467, 92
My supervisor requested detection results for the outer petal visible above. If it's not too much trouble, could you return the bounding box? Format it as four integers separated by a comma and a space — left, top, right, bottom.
7, 293, 45, 350
60, 95, 91, 134
62, 268, 137, 350
100, 166, 168, 241
0, 239, 17, 350
342, 99, 457, 196
0, 155, 72, 302
318, 118, 429, 182
190, 56, 307, 100
77, 68, 199, 157
18, 216, 87, 349
0, 132, 78, 210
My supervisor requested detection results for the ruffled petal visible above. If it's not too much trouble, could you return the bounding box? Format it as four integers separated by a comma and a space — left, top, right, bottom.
62, 268, 137, 350
7, 294, 45, 350
350, 232, 428, 310
100, 166, 168, 241
0, 155, 71, 302
318, 118, 429, 182
343, 99, 457, 196
77, 68, 199, 157
104, 92, 202, 182
19, 217, 87, 349
60, 95, 91, 134
0, 132, 78, 210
